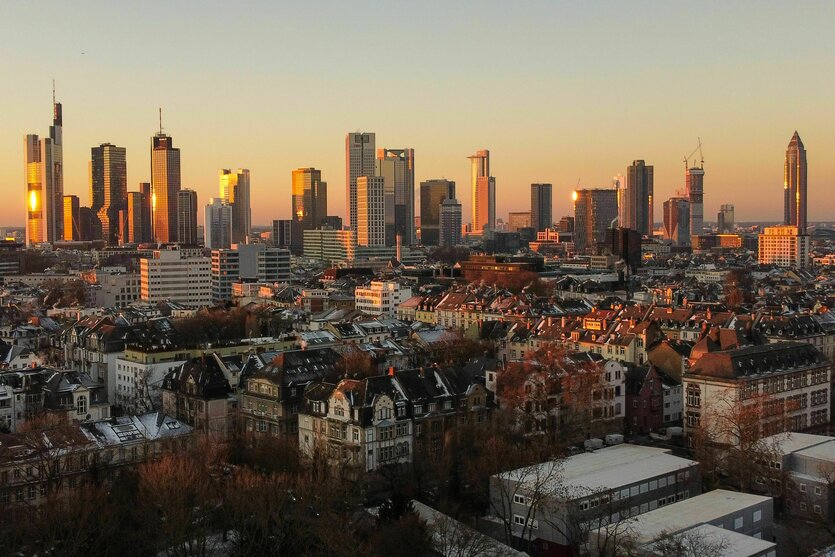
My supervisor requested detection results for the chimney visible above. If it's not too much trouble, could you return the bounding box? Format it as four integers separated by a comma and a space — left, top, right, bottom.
388, 366, 395, 377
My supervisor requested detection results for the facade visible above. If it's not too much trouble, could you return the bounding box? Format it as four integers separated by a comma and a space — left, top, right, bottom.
683, 342, 830, 446
507, 211, 532, 232
140, 247, 211, 306
685, 163, 705, 236
355, 281, 413, 317
151, 133, 181, 243
376, 148, 415, 246
718, 203, 735, 233
758, 225, 810, 269
271, 218, 293, 248
125, 191, 147, 244
573, 188, 618, 254
205, 198, 233, 249
63, 195, 80, 241
469, 150, 496, 232
356, 175, 385, 247
530, 183, 552, 232
302, 228, 357, 265
624, 161, 654, 235
219, 168, 251, 245
291, 167, 327, 252
24, 97, 64, 246
90, 143, 128, 245
177, 189, 198, 245
346, 132, 376, 231
662, 197, 691, 247
161, 355, 238, 437
211, 244, 291, 303
419, 179, 455, 246
138, 182, 153, 242
784, 131, 807, 234
439, 198, 463, 247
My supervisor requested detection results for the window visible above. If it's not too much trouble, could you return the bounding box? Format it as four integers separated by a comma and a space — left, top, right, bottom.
815, 486, 822, 496
514, 494, 527, 505
753, 510, 762, 523
76, 395, 88, 415
814, 505, 822, 515
686, 385, 701, 408
734, 516, 743, 530
513, 515, 525, 526
800, 483, 807, 493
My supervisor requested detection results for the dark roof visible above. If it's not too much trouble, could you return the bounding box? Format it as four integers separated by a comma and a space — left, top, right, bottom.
688, 341, 826, 380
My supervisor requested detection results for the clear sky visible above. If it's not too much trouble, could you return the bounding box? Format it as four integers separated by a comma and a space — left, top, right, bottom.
2, 1, 834, 227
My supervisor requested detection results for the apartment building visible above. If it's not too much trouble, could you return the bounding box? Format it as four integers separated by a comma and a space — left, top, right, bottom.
140, 246, 211, 307
355, 281, 412, 317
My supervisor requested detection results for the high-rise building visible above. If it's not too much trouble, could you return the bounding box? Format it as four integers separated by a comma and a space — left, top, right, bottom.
685, 163, 705, 236
759, 225, 810, 269
624, 161, 654, 236
469, 150, 496, 232
90, 143, 128, 245
151, 132, 181, 243
211, 244, 291, 303
507, 212, 531, 232
556, 216, 575, 233
376, 148, 415, 246
345, 132, 376, 231
356, 176, 385, 247
291, 167, 327, 253
63, 195, 80, 241
663, 197, 691, 247
784, 132, 807, 234
419, 179, 455, 246
530, 183, 553, 232
177, 189, 198, 245
138, 183, 153, 243
78, 207, 97, 242
321, 216, 342, 230
271, 219, 293, 249
205, 198, 233, 250
140, 247, 211, 306
219, 168, 251, 245
126, 192, 148, 244
24, 92, 64, 246
439, 198, 462, 247
573, 189, 618, 254
717, 204, 735, 233
613, 174, 627, 228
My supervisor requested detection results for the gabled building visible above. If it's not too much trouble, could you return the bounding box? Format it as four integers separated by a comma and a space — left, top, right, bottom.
160, 354, 237, 437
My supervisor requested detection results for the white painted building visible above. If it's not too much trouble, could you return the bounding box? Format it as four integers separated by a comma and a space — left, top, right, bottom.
140, 246, 211, 306
758, 225, 810, 269
355, 281, 412, 317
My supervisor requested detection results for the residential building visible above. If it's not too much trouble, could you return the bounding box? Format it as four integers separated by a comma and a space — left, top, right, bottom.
376, 148, 415, 245
573, 188, 618, 254
355, 281, 413, 317
140, 246, 211, 306
469, 149, 496, 232
151, 132, 181, 243
624, 161, 654, 236
419, 179, 455, 246
346, 132, 376, 231
356, 175, 385, 247
530, 183, 553, 232
758, 225, 810, 269
205, 198, 233, 249
24, 93, 63, 246
90, 143, 128, 245
439, 198, 462, 247
161, 355, 239, 437
291, 167, 327, 253
177, 188, 198, 245
219, 168, 251, 245
489, 445, 699, 552
663, 197, 690, 247
784, 131, 807, 234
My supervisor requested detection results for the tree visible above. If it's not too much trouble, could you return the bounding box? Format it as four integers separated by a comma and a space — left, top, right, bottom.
646, 527, 730, 557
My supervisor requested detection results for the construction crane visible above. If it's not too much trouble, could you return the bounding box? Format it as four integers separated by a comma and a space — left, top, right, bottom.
683, 138, 704, 169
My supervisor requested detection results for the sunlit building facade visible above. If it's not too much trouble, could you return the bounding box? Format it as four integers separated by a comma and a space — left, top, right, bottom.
469, 149, 495, 232
376, 148, 415, 246
219, 168, 251, 245
151, 133, 181, 243
663, 197, 691, 247
784, 132, 807, 234
573, 188, 618, 254
420, 179, 455, 246
291, 167, 327, 253
356, 175, 385, 247
63, 195, 80, 241
24, 97, 64, 246
346, 132, 376, 231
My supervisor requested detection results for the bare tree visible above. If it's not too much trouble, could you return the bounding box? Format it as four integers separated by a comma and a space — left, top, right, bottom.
646, 527, 729, 557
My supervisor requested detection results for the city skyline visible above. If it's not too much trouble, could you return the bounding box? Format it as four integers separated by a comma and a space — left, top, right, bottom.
5, 3, 835, 229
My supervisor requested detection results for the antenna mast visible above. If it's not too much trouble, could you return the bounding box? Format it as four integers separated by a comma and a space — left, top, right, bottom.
52, 79, 56, 104
159, 107, 163, 134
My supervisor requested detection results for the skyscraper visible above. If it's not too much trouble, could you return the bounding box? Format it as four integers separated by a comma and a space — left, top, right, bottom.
219, 168, 251, 245
420, 179, 455, 246
177, 189, 198, 245
151, 131, 181, 243
530, 183, 553, 232
271, 219, 293, 249
63, 195, 80, 241
376, 148, 415, 246
126, 192, 148, 244
624, 160, 654, 236
290, 168, 327, 253
205, 198, 233, 250
469, 150, 496, 232
24, 91, 63, 246
663, 197, 691, 247
717, 204, 735, 233
784, 132, 807, 234
356, 176, 385, 247
439, 198, 462, 247
685, 163, 705, 236
613, 174, 627, 227
345, 132, 376, 231
573, 188, 618, 254
90, 143, 128, 245
138, 183, 153, 243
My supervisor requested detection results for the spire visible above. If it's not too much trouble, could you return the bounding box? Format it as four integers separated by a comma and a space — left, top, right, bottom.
159, 107, 163, 135
789, 131, 804, 148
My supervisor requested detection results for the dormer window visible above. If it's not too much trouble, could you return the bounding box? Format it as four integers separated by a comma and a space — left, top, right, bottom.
76, 395, 87, 415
